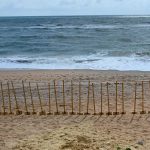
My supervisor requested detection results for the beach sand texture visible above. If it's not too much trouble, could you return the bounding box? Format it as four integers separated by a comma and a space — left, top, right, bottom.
1, 70, 150, 150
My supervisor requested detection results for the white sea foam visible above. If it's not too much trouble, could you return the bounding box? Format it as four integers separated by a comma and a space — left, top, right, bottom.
1, 24, 149, 30
1, 23, 150, 30
0, 24, 120, 29
117, 15, 150, 18
0, 55, 150, 71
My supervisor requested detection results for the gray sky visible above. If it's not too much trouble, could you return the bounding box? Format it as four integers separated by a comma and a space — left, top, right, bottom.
0, 0, 150, 16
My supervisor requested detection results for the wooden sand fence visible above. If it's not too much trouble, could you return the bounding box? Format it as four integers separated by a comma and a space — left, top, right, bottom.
0, 80, 150, 115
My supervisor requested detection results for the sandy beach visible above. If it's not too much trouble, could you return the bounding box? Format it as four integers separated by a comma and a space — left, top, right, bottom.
0, 70, 150, 150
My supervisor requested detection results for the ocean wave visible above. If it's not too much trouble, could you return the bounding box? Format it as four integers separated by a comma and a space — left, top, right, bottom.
133, 24, 150, 27
0, 57, 35, 64
0, 55, 150, 71
119, 38, 132, 43
117, 15, 150, 18
135, 51, 150, 57
1, 23, 150, 30
106, 50, 150, 57
19, 35, 40, 39
74, 58, 101, 63
0, 25, 115, 29
0, 50, 9, 55
11, 59, 34, 64
2, 49, 150, 64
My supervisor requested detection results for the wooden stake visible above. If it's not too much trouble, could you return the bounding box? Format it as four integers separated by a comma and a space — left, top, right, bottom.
99, 83, 104, 115
29, 82, 36, 114
121, 82, 126, 114
1, 82, 7, 115
0, 93, 2, 115
78, 81, 83, 115
62, 80, 67, 114
113, 81, 119, 115
92, 83, 96, 115
22, 81, 30, 115
132, 82, 137, 114
85, 80, 90, 115
0, 91, 2, 115
37, 83, 45, 115
140, 81, 146, 114
47, 82, 52, 115
54, 80, 60, 115
115, 81, 118, 113
11, 81, 22, 115
106, 82, 112, 115
148, 81, 150, 114
7, 82, 13, 114
70, 80, 75, 115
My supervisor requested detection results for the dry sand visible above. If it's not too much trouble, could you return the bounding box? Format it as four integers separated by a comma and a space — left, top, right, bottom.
1, 70, 150, 150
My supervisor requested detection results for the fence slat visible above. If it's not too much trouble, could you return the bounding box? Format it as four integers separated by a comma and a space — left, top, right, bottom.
78, 81, 83, 115
113, 81, 119, 115
70, 80, 75, 115
92, 83, 96, 115
106, 82, 112, 115
22, 81, 30, 115
47, 82, 52, 115
1, 82, 7, 115
62, 80, 67, 114
54, 80, 60, 115
7, 82, 13, 114
85, 80, 90, 115
11, 81, 22, 115
121, 82, 126, 114
37, 83, 45, 115
100, 83, 104, 115
29, 82, 36, 114
132, 82, 137, 114
140, 81, 146, 114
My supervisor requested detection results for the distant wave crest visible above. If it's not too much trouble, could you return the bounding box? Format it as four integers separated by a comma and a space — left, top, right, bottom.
1, 24, 150, 30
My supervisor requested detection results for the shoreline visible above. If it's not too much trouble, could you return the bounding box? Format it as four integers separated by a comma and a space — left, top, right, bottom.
0, 68, 150, 72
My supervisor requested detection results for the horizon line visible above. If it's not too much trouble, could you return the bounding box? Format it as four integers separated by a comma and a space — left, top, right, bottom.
0, 14, 150, 17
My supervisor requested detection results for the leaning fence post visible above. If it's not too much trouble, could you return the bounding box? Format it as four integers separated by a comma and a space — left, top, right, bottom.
47, 82, 52, 115
92, 83, 97, 115
37, 83, 45, 115
132, 82, 137, 114
113, 81, 119, 115
29, 82, 36, 114
1, 82, 7, 115
140, 81, 146, 114
22, 81, 30, 115
62, 80, 67, 114
149, 81, 150, 114
106, 82, 112, 115
121, 82, 126, 114
7, 82, 13, 114
11, 81, 22, 115
69, 80, 75, 115
78, 81, 83, 115
54, 80, 60, 115
99, 82, 104, 115
84, 80, 90, 115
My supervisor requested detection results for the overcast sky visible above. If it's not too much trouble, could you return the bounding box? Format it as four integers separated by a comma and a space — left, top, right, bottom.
0, 0, 150, 16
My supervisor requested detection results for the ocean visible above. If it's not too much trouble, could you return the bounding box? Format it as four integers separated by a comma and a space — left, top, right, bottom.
0, 15, 150, 70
